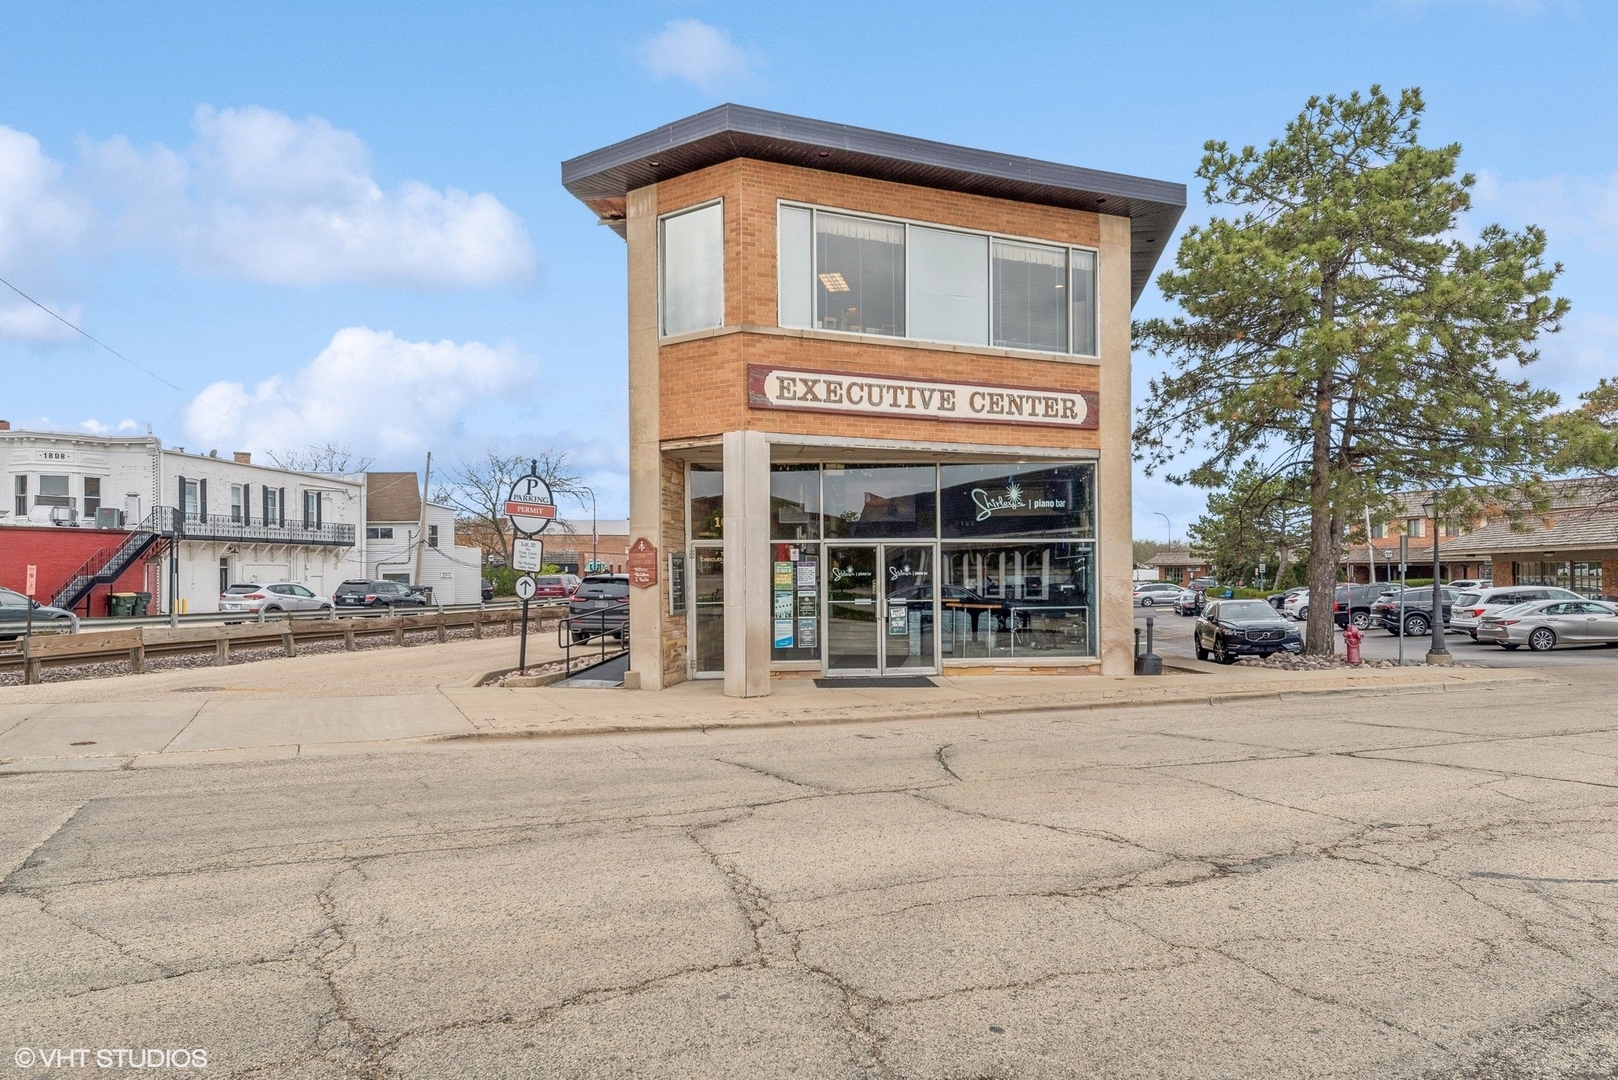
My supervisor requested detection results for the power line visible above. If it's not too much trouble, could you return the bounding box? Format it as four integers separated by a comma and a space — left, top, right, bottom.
0, 274, 188, 395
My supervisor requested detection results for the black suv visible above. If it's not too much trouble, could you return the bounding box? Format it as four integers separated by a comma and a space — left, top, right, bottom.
334, 579, 430, 609
567, 575, 630, 644
1333, 583, 1397, 629
1371, 585, 1458, 637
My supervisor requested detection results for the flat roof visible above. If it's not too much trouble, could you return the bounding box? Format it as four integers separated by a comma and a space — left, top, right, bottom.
562, 104, 1185, 305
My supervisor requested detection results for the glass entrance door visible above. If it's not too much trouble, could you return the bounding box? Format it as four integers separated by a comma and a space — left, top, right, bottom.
691, 545, 724, 678
882, 545, 936, 674
825, 546, 879, 673
823, 544, 937, 676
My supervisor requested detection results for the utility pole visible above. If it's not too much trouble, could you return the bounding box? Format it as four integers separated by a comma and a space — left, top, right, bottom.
413, 452, 432, 589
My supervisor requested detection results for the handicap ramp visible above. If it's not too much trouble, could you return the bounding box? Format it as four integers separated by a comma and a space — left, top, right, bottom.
556, 652, 629, 689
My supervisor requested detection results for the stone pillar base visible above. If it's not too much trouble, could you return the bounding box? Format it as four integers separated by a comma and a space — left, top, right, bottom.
1425, 651, 1454, 666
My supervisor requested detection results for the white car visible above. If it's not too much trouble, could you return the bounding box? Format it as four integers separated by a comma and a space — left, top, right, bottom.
220, 582, 335, 615
1450, 585, 1582, 639
1283, 590, 1311, 621
1133, 582, 1186, 608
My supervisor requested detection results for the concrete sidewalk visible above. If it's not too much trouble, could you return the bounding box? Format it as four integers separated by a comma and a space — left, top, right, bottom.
0, 634, 1543, 771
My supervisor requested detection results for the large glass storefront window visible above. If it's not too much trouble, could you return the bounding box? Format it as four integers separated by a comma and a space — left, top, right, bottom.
822, 464, 937, 539
940, 463, 1095, 539
941, 542, 1096, 660
770, 464, 821, 540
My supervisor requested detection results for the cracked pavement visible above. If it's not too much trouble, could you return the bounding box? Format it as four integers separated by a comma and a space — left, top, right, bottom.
7, 670, 1618, 1077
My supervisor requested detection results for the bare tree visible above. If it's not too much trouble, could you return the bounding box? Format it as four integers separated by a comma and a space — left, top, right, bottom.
433, 449, 585, 565
265, 443, 375, 474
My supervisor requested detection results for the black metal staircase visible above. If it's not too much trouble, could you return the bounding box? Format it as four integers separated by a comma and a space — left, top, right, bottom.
51, 514, 164, 614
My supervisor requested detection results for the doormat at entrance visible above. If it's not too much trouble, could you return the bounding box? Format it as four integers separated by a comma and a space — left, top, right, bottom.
813, 676, 937, 689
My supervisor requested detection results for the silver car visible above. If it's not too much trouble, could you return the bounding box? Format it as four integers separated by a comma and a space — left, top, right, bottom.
220, 582, 334, 615
1451, 585, 1582, 639
1477, 599, 1618, 651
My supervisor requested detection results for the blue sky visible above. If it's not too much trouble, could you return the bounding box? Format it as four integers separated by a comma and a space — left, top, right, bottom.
3, 1, 1615, 536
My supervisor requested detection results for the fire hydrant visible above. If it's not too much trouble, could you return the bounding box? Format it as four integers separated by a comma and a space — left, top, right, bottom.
1343, 623, 1363, 666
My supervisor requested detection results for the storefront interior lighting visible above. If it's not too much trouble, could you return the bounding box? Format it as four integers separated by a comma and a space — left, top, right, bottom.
818, 271, 850, 292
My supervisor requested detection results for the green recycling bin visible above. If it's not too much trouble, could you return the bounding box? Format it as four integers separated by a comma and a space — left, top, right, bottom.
132, 592, 151, 617
108, 592, 138, 616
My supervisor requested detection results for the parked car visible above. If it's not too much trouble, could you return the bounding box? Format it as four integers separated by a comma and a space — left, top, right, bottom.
1477, 599, 1618, 651
531, 573, 582, 600
481, 579, 495, 602
1446, 580, 1489, 592
1194, 598, 1303, 664
333, 579, 430, 609
1187, 576, 1218, 590
1333, 583, 1398, 629
1370, 585, 1459, 637
220, 582, 334, 615
1283, 589, 1311, 621
1268, 586, 1308, 612
0, 586, 79, 639
567, 575, 629, 644
1133, 581, 1185, 608
1176, 586, 1208, 617
1450, 585, 1584, 640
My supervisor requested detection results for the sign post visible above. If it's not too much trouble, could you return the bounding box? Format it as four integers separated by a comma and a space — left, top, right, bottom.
506, 464, 555, 675
1397, 534, 1409, 666
514, 574, 537, 672
23, 564, 35, 682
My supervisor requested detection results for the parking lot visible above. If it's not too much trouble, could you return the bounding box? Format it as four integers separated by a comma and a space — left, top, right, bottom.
1137, 603, 1618, 670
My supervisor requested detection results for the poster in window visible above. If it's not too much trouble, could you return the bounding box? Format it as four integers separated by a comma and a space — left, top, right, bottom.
774, 593, 793, 620
774, 561, 794, 589
797, 619, 817, 649
774, 619, 795, 648
795, 561, 817, 589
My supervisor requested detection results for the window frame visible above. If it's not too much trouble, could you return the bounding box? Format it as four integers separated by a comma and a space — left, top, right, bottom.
777, 199, 1101, 359
658, 198, 725, 339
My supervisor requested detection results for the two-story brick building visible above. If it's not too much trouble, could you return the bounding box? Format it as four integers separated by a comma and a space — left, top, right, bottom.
564, 106, 1184, 694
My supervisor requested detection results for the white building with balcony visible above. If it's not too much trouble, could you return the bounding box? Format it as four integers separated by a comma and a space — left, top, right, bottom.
0, 424, 365, 614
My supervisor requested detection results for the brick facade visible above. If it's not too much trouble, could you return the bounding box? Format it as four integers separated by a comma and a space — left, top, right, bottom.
653, 159, 1106, 451
0, 525, 156, 616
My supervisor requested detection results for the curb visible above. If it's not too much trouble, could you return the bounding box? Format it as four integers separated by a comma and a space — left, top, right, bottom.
433, 669, 1546, 744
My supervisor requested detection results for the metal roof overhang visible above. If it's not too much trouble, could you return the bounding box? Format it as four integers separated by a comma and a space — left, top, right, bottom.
562, 104, 1186, 306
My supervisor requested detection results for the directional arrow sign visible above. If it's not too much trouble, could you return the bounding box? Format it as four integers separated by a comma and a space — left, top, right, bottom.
514, 575, 537, 601
506, 471, 556, 537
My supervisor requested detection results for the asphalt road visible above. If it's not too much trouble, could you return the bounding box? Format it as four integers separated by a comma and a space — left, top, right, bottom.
7, 669, 1618, 1077
1137, 604, 1618, 669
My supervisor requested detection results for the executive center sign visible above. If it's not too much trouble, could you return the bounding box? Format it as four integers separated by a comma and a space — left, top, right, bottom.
748, 365, 1098, 429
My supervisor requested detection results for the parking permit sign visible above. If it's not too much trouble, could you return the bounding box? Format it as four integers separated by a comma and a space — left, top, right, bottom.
512, 538, 544, 573
505, 466, 556, 537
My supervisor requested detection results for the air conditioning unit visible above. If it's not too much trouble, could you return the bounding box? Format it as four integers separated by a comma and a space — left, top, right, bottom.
96, 507, 125, 528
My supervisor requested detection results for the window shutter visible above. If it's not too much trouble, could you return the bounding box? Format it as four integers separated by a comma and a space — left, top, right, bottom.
243, 484, 251, 525
177, 475, 187, 517
262, 486, 269, 524
199, 479, 207, 520
279, 487, 287, 527
316, 492, 323, 528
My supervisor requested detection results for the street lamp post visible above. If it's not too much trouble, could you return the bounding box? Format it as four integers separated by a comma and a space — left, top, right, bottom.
578, 486, 598, 573
1421, 494, 1452, 666
1154, 512, 1172, 549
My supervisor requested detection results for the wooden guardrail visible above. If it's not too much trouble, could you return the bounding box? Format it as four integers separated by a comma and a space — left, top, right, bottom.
0, 604, 569, 684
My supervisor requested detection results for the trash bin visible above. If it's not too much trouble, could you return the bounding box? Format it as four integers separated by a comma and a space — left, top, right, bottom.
108, 592, 137, 616
132, 592, 151, 617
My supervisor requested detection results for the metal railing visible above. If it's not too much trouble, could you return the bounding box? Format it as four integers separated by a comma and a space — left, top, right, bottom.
151, 506, 355, 547
556, 612, 628, 677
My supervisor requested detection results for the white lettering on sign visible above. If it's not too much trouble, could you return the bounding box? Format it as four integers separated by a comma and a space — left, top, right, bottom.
748, 365, 1097, 429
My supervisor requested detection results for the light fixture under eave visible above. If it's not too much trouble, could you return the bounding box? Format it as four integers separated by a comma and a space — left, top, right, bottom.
648, 160, 660, 167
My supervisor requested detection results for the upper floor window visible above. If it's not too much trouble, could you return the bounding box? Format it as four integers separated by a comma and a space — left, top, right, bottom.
13, 476, 26, 518
427, 524, 439, 548
778, 203, 1098, 357
180, 478, 201, 519
366, 526, 394, 540
659, 201, 724, 336
83, 477, 102, 518
37, 474, 72, 509
303, 490, 321, 529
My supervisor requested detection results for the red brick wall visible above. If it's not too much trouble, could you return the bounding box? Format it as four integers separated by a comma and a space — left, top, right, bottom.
0, 526, 155, 616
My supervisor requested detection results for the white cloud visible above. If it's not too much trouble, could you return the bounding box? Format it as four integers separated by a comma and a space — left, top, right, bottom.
181, 326, 533, 459
1472, 168, 1618, 254
637, 19, 756, 92
78, 418, 141, 435
0, 125, 92, 343
84, 106, 536, 288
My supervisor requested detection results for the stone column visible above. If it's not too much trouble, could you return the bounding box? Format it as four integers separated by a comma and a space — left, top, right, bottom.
624, 184, 663, 690
1097, 213, 1134, 676
722, 429, 771, 697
